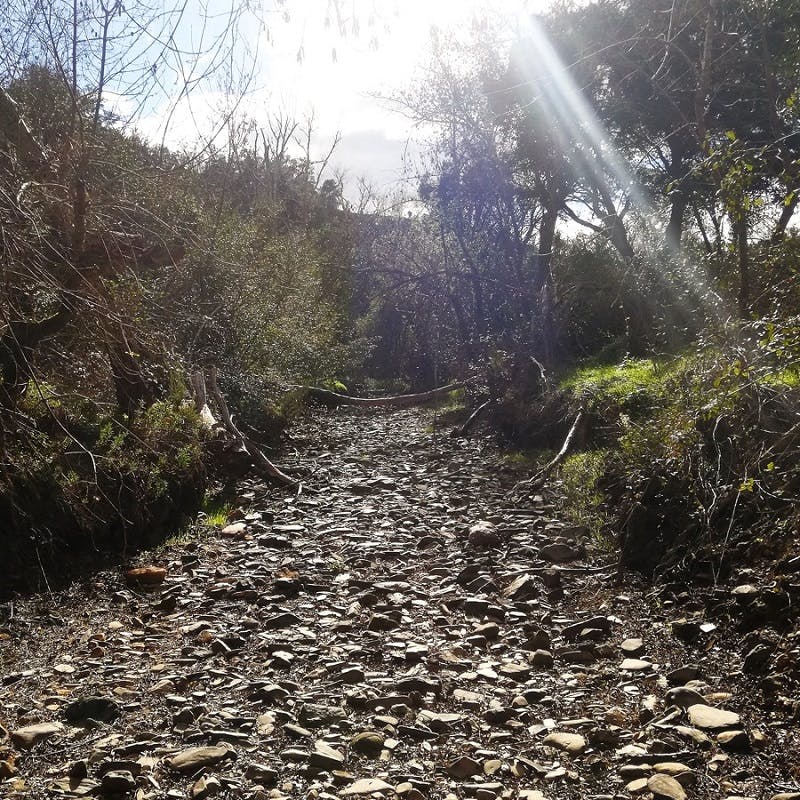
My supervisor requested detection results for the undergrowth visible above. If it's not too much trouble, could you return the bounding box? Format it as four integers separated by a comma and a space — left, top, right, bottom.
0, 395, 207, 597
509, 317, 800, 579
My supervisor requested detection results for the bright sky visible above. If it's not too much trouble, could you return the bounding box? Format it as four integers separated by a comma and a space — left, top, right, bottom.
136, 0, 550, 204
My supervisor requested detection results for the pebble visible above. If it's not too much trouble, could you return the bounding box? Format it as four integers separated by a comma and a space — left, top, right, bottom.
125, 566, 167, 585
468, 521, 502, 548
667, 666, 701, 685
621, 638, 645, 656
447, 756, 483, 779
666, 686, 705, 708
503, 574, 539, 600
531, 649, 554, 668
245, 764, 279, 784
350, 731, 385, 755
539, 543, 579, 563
620, 659, 653, 672
647, 774, 687, 800
542, 732, 586, 755
717, 730, 751, 751
191, 775, 222, 799
310, 742, 346, 771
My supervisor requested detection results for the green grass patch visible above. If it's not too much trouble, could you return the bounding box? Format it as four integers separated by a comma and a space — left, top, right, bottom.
200, 497, 233, 527
557, 356, 691, 421
433, 387, 466, 411
558, 449, 611, 546
502, 449, 550, 471
559, 358, 672, 399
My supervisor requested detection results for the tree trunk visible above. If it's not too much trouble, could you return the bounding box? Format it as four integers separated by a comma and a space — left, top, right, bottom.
665, 193, 687, 253
533, 207, 559, 364
664, 135, 691, 253
771, 193, 798, 244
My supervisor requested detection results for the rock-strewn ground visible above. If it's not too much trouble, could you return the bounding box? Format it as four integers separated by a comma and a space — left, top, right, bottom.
1, 407, 799, 800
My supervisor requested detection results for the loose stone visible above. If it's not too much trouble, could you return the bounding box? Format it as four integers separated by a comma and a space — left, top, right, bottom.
447, 756, 483, 779
542, 732, 586, 755
717, 729, 751, 751
101, 770, 137, 794
11, 722, 64, 749
167, 745, 235, 773
621, 638, 645, 656
647, 774, 686, 800
341, 778, 395, 795
620, 658, 653, 672
666, 686, 705, 708
310, 742, 346, 771
350, 731, 385, 756
687, 704, 740, 731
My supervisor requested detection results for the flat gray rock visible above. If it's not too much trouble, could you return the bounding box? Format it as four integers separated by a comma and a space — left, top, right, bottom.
620, 637, 644, 656
310, 741, 345, 770
11, 722, 63, 749
341, 778, 395, 795
539, 543, 580, 563
666, 686, 705, 708
542, 732, 586, 755
167, 744, 235, 773
620, 658, 653, 672
687, 703, 740, 731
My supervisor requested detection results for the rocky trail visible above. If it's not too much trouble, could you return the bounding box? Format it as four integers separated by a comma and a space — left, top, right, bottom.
1, 407, 799, 800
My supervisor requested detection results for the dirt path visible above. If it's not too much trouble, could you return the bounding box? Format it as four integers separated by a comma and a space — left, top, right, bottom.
0, 407, 797, 799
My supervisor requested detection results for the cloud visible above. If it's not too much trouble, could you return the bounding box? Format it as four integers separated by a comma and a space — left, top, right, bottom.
118, 0, 552, 198
327, 128, 422, 201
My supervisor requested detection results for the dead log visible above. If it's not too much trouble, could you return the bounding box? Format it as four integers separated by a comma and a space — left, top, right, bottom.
300, 382, 464, 408
511, 408, 585, 494
205, 367, 298, 488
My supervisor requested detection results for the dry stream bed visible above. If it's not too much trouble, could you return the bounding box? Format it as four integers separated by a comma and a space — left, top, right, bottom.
1, 407, 799, 800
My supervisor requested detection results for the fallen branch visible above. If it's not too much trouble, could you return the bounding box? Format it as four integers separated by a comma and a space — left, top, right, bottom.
453, 398, 494, 437
511, 408, 585, 494
206, 367, 298, 488
300, 382, 464, 408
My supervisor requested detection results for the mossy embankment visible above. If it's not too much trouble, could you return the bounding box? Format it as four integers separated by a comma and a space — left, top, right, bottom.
0, 396, 207, 598
0, 377, 300, 599
496, 321, 800, 579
